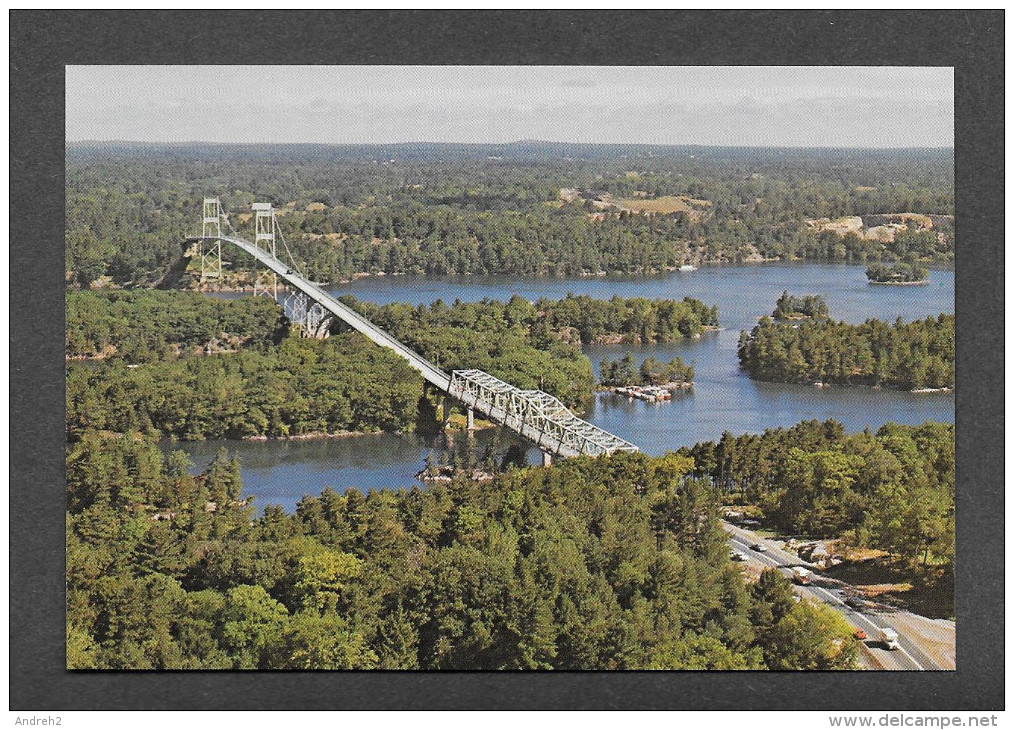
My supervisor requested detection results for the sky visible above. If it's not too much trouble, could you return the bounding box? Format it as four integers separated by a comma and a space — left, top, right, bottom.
66, 66, 953, 148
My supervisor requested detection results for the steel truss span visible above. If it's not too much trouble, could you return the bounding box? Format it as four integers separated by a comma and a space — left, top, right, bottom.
449, 369, 639, 458
187, 199, 639, 460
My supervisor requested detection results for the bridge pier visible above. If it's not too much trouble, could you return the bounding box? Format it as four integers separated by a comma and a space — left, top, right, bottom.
466, 407, 475, 432
440, 395, 451, 431
542, 451, 553, 467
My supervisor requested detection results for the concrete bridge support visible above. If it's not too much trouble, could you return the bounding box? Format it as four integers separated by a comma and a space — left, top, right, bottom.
542, 451, 553, 467
466, 407, 475, 432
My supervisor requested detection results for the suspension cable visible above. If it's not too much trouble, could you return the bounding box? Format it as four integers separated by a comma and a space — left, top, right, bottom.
275, 221, 305, 278
220, 200, 305, 278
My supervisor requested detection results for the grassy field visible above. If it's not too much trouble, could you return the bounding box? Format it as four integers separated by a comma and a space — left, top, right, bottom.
618, 195, 711, 214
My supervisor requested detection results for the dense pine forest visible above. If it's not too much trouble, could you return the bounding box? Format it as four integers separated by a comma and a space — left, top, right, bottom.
67, 436, 859, 670
737, 310, 954, 390
66, 291, 718, 440
678, 419, 954, 570
66, 143, 954, 287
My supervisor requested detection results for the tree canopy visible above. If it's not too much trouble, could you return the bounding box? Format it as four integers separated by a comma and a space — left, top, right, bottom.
678, 419, 955, 569
67, 291, 721, 442
67, 432, 859, 670
738, 311, 954, 390
66, 143, 954, 287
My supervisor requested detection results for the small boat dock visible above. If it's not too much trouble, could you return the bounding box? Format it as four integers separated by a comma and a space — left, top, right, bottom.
616, 385, 680, 402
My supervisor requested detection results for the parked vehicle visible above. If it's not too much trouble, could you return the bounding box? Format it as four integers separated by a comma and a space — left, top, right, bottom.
879, 628, 900, 651
750, 543, 767, 552
844, 595, 868, 611
791, 567, 812, 585
854, 629, 868, 641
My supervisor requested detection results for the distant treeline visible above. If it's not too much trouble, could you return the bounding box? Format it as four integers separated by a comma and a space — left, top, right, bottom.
66, 144, 953, 286
67, 433, 858, 670
679, 419, 954, 570
737, 313, 954, 390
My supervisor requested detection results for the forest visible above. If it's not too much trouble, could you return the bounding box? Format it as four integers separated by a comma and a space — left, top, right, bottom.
66, 143, 954, 287
61, 142, 955, 671
354, 293, 718, 347
66, 290, 286, 362
678, 419, 955, 574
66, 291, 717, 440
66, 435, 859, 670
737, 311, 954, 390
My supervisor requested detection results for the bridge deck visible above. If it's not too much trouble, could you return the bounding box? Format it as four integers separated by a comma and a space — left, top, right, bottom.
188, 233, 638, 458
190, 234, 451, 390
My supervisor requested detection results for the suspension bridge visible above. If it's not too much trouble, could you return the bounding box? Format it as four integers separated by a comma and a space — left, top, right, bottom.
187, 198, 639, 463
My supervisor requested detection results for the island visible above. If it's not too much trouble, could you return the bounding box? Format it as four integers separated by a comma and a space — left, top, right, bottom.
772, 291, 829, 320
599, 353, 694, 401
866, 262, 930, 285
738, 305, 954, 391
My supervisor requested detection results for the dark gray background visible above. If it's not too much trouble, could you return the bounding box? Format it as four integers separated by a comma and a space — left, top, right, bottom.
10, 9, 1004, 710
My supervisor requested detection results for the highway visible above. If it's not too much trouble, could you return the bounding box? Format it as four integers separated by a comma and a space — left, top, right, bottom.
723, 521, 953, 671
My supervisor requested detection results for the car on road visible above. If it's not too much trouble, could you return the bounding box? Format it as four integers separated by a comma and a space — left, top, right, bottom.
854, 629, 868, 640
844, 595, 869, 611
750, 543, 768, 552
878, 628, 900, 651
791, 567, 813, 585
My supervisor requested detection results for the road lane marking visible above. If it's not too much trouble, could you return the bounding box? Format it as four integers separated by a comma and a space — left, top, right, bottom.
806, 584, 928, 670
724, 528, 929, 670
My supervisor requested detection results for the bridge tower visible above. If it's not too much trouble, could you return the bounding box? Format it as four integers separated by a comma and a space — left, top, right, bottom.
200, 197, 224, 281
252, 202, 278, 299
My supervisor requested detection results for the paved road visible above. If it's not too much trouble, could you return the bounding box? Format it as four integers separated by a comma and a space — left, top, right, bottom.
723, 521, 951, 671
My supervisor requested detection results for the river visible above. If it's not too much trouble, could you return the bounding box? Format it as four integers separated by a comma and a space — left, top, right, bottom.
179, 263, 954, 512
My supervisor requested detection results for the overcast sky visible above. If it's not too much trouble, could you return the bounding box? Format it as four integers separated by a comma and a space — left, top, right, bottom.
66, 66, 953, 148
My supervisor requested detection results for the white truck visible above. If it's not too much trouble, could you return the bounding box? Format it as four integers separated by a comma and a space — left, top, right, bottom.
791, 567, 812, 585
879, 628, 900, 651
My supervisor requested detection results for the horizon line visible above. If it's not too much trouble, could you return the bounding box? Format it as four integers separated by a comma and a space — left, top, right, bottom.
66, 139, 956, 151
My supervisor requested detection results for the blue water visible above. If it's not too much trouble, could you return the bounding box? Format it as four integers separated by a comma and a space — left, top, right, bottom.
334, 263, 953, 331
183, 263, 954, 512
